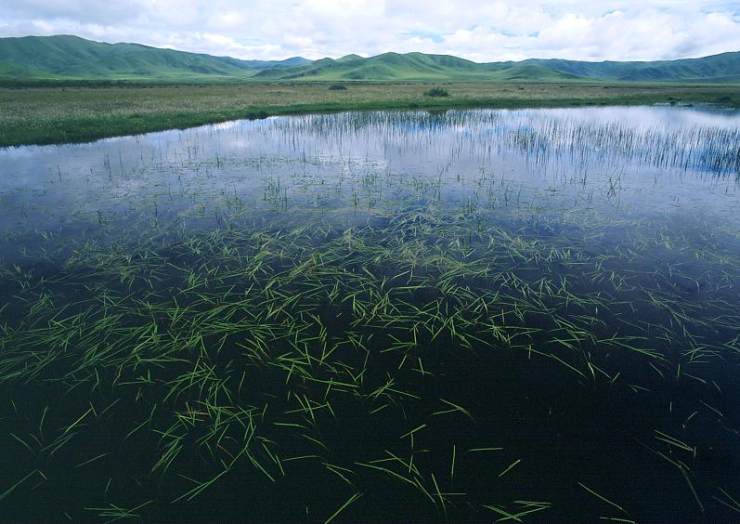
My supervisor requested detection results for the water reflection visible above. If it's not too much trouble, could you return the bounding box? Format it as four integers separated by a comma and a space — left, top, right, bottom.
1, 107, 738, 259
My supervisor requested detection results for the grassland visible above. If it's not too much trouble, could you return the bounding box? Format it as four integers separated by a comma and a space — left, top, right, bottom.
1, 81, 739, 147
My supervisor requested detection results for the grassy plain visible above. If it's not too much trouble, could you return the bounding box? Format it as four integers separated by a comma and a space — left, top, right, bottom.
1, 81, 739, 147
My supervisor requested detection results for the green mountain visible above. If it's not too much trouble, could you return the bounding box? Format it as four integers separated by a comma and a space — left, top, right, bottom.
258, 51, 740, 82
256, 52, 511, 81
0, 35, 309, 81
1, 35, 738, 83
512, 53, 740, 82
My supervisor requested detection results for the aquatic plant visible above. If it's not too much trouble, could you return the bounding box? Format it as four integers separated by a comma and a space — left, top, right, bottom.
0, 107, 738, 522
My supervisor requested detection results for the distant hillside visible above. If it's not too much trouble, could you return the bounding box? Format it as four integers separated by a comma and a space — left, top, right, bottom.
516, 53, 740, 82
0, 35, 738, 83
0, 35, 309, 81
258, 51, 740, 82
256, 52, 576, 81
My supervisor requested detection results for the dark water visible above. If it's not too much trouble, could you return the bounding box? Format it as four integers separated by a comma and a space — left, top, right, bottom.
0, 106, 739, 523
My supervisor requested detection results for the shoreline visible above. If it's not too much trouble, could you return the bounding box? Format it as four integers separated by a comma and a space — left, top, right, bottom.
1, 82, 738, 148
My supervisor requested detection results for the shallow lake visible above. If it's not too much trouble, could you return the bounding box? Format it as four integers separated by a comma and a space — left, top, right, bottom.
0, 106, 739, 522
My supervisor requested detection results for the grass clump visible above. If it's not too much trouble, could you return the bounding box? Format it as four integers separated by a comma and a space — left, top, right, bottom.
424, 87, 450, 97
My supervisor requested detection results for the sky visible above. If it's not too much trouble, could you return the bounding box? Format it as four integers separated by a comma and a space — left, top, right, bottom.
1, 1, 740, 62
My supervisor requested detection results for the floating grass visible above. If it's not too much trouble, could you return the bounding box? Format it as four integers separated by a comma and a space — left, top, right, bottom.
0, 106, 738, 522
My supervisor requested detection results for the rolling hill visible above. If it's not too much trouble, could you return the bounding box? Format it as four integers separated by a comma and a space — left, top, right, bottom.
514, 53, 740, 83
0, 35, 309, 81
257, 51, 740, 82
0, 35, 738, 83
256, 52, 576, 81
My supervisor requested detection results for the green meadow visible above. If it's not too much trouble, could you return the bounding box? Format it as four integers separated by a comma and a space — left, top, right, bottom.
1, 81, 739, 147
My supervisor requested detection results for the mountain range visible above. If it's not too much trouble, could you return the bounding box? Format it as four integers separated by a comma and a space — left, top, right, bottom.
1, 35, 739, 83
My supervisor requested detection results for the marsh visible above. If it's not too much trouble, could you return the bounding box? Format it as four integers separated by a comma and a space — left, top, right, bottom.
0, 105, 739, 523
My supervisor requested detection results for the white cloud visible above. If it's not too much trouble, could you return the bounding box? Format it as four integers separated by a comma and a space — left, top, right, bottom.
1, 1, 738, 61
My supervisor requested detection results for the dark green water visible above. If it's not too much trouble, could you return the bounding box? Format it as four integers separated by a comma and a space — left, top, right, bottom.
0, 106, 739, 523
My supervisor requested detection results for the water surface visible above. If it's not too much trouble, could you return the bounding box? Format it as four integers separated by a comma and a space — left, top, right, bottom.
0, 106, 739, 523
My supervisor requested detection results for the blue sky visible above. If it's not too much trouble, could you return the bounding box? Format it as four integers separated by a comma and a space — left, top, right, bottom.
1, 1, 739, 61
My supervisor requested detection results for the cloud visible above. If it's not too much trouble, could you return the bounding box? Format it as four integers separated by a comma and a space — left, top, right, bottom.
1, 0, 739, 61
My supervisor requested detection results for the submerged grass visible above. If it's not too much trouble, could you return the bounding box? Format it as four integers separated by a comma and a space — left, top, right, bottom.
0, 107, 738, 522
0, 207, 738, 521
